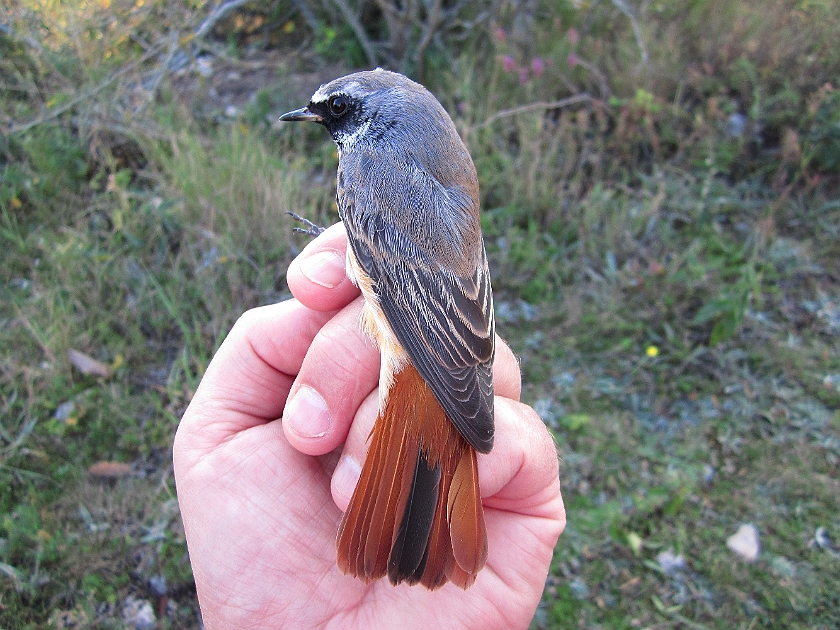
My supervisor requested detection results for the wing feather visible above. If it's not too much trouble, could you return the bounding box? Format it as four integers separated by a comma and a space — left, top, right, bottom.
340, 157, 495, 453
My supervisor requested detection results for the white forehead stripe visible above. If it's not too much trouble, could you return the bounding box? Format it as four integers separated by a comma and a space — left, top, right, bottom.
311, 81, 368, 103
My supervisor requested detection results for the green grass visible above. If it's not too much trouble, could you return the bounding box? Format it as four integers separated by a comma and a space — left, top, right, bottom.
493, 176, 840, 629
2, 0, 840, 627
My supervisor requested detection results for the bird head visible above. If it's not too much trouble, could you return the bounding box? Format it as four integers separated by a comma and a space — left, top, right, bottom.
280, 69, 463, 157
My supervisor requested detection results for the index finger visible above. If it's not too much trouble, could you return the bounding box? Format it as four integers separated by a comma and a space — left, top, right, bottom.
177, 300, 335, 449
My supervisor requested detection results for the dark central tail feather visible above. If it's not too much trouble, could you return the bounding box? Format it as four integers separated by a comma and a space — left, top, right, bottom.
336, 363, 488, 589
388, 449, 440, 583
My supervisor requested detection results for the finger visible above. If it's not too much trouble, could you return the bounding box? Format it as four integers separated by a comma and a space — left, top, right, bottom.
330, 389, 379, 511
493, 336, 521, 401
287, 222, 360, 312
478, 398, 563, 522
282, 297, 381, 456
480, 400, 564, 616
176, 300, 335, 450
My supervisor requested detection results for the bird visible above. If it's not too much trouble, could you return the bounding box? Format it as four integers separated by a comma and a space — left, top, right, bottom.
280, 69, 494, 590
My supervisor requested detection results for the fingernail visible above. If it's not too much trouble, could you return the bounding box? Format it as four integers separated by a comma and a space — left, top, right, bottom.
300, 251, 345, 289
333, 454, 362, 502
285, 386, 331, 438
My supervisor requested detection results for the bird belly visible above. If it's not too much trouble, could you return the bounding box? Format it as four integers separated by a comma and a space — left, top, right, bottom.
345, 245, 408, 410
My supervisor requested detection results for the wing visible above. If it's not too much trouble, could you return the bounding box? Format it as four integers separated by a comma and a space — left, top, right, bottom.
340, 162, 495, 453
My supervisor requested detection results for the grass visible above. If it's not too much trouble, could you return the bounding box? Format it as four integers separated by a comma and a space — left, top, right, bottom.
2, 0, 839, 627
495, 176, 840, 629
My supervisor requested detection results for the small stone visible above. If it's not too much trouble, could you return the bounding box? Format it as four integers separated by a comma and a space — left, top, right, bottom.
122, 595, 156, 630
196, 56, 213, 77
770, 555, 796, 578
53, 401, 76, 421
568, 577, 590, 599
148, 574, 167, 597
811, 527, 840, 558
656, 549, 686, 574
727, 523, 760, 562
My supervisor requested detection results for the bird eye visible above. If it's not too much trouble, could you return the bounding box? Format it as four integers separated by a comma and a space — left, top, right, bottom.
328, 95, 349, 117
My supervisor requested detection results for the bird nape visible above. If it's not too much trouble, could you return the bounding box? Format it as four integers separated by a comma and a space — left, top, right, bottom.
280, 68, 495, 590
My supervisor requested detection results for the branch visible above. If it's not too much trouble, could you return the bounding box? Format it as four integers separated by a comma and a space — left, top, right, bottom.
468, 94, 596, 133
327, 0, 378, 66
194, 0, 254, 39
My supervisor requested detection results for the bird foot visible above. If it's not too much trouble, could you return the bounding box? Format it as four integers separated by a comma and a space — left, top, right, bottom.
287, 212, 326, 238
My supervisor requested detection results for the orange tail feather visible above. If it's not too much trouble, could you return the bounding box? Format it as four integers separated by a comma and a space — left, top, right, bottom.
336, 363, 487, 589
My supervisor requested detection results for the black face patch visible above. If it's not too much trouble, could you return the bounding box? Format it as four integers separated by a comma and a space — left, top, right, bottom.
311, 94, 368, 148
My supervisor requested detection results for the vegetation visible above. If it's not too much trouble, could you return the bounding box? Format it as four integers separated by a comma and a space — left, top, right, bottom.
1, 0, 838, 627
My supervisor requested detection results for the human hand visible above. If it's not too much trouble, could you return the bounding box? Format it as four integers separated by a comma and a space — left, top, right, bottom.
173, 223, 565, 629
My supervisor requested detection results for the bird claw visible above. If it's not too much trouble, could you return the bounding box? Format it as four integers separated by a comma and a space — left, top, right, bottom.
287, 212, 326, 237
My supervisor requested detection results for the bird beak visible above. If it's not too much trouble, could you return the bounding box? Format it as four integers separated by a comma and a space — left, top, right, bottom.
279, 107, 323, 123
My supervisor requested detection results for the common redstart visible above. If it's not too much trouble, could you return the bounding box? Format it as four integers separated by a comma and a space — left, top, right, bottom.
281, 69, 494, 590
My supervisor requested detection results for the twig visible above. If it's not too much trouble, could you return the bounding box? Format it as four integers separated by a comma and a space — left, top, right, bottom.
374, 0, 410, 63
575, 58, 611, 101
468, 94, 595, 133
327, 0, 378, 66
137, 31, 180, 114
194, 0, 255, 39
290, 0, 320, 35
611, 0, 649, 65
7, 43, 164, 135
414, 0, 443, 80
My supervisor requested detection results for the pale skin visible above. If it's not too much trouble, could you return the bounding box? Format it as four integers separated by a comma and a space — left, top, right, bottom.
173, 223, 566, 629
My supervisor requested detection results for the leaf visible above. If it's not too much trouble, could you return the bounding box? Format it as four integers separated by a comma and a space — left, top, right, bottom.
626, 531, 643, 556
691, 298, 730, 325
560, 413, 592, 431
67, 349, 112, 378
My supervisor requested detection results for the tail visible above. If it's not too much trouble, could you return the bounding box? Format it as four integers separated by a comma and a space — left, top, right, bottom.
336, 363, 488, 589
